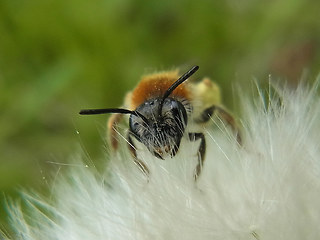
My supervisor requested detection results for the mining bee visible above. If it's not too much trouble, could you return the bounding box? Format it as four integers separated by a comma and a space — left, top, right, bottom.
80, 66, 240, 180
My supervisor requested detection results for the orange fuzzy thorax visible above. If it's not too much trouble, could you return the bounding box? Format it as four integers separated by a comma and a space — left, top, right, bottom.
130, 71, 192, 110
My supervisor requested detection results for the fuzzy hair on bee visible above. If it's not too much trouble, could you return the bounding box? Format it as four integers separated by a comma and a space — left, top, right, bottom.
80, 66, 240, 179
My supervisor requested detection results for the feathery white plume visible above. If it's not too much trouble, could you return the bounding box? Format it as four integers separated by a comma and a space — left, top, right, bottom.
6, 82, 320, 240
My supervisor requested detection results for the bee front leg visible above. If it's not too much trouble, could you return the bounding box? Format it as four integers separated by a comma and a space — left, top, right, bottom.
196, 105, 242, 145
189, 132, 206, 180
127, 132, 150, 177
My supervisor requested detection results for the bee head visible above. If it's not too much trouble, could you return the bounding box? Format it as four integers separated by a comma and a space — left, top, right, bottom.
129, 97, 187, 159
79, 65, 199, 159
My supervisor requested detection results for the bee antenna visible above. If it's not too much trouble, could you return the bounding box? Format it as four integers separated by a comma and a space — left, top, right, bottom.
79, 108, 148, 122
158, 65, 199, 116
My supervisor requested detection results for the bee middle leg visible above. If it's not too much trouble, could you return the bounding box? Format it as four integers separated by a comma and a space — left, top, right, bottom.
196, 105, 242, 145
127, 133, 150, 177
189, 132, 206, 180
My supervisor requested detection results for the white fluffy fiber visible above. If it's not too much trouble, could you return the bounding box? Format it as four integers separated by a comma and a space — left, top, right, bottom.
6, 83, 320, 240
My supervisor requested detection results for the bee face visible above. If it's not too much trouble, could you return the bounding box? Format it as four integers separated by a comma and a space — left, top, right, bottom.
129, 97, 188, 159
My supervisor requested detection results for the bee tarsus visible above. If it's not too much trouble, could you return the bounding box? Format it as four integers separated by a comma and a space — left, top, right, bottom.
189, 132, 206, 180
127, 132, 150, 177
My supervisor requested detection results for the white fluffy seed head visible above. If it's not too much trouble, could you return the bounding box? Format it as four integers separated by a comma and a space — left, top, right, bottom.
5, 82, 320, 240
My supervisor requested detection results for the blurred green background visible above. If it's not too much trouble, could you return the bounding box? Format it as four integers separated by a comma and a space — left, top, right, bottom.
1, 0, 320, 229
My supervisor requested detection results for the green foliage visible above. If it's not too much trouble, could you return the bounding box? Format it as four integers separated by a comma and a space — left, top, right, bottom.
0, 0, 320, 228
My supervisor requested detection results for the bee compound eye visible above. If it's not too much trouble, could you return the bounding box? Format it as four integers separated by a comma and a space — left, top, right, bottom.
129, 115, 139, 131
170, 101, 178, 109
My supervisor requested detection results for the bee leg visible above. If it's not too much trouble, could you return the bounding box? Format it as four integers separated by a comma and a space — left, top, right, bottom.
197, 105, 242, 145
107, 113, 124, 150
189, 132, 206, 180
127, 133, 150, 177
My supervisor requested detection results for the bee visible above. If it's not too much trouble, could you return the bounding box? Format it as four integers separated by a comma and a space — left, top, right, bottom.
80, 66, 240, 180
